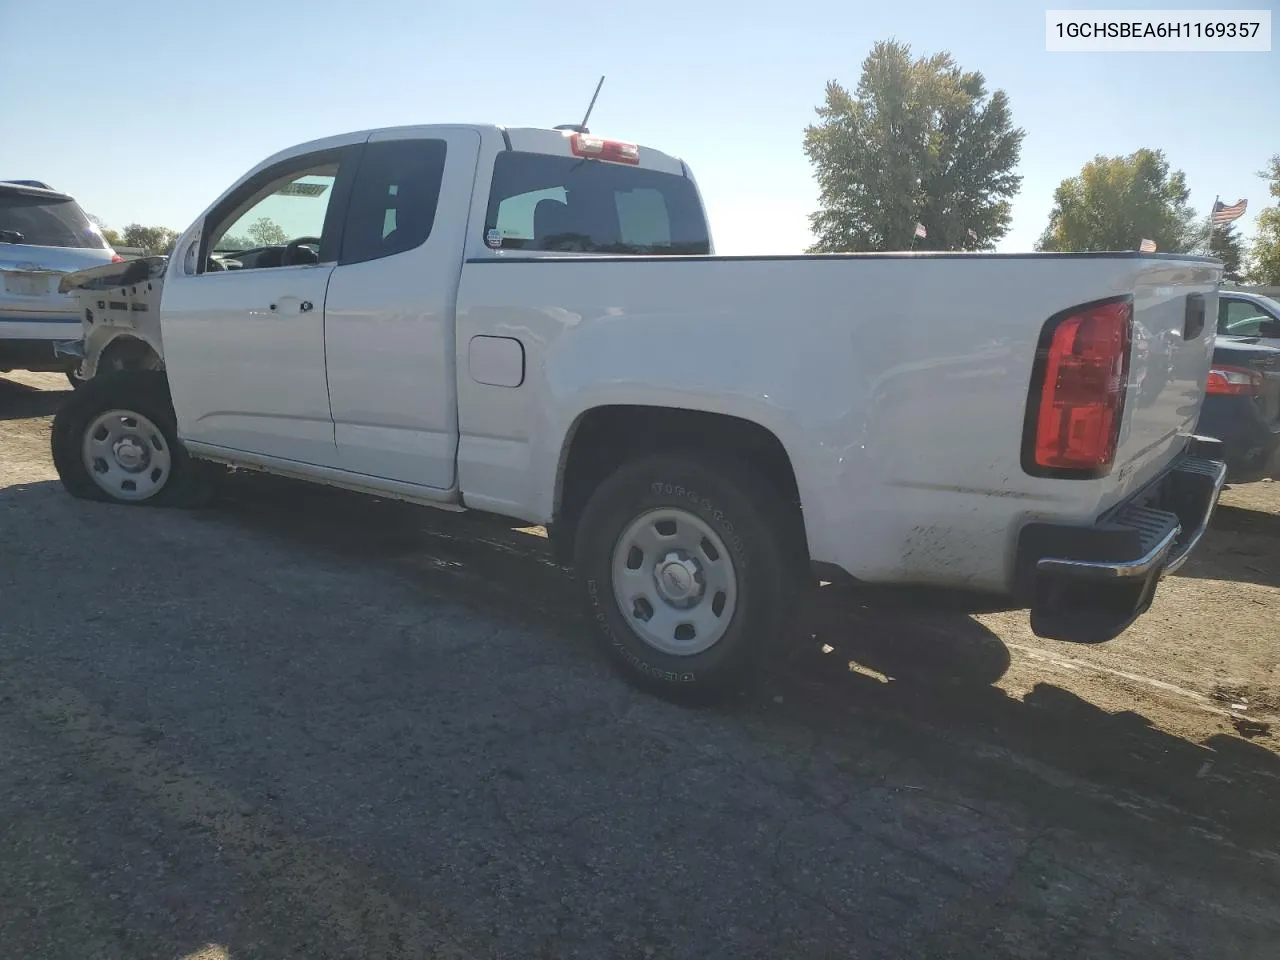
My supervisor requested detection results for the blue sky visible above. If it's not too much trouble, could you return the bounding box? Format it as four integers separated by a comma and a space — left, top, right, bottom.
3, 0, 1276, 254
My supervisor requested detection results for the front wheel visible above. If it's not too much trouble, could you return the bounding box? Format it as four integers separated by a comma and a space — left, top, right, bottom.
50, 370, 219, 507
573, 453, 800, 699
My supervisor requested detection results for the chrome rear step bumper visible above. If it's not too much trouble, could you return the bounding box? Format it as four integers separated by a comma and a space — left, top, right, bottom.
1016, 438, 1228, 644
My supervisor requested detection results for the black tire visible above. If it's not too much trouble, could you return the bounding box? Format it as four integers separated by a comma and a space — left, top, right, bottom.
573, 452, 802, 699
66, 369, 86, 390
50, 370, 220, 508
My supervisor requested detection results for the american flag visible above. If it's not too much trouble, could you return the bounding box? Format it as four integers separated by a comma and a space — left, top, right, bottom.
1211, 198, 1248, 225
914, 222, 927, 239
1139, 238, 1157, 253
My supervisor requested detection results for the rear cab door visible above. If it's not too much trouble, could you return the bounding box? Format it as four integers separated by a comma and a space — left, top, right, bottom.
323, 126, 481, 489
161, 133, 367, 467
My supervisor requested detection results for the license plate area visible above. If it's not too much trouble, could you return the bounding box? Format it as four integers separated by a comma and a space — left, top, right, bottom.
3, 272, 55, 297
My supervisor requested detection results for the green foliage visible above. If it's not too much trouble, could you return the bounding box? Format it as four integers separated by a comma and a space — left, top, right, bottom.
803, 40, 1024, 252
1036, 149, 1198, 253
1208, 222, 1246, 282
214, 217, 289, 252
1246, 155, 1280, 285
247, 217, 289, 247
121, 223, 180, 256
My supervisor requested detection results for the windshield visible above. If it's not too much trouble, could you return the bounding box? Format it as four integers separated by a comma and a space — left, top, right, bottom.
0, 190, 107, 249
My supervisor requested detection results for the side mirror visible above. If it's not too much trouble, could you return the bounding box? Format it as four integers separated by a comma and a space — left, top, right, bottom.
1258, 319, 1280, 338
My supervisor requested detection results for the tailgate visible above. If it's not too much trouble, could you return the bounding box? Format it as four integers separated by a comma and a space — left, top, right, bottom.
1107, 260, 1219, 502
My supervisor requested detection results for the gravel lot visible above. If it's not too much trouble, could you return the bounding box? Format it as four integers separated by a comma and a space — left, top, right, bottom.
2, 371, 1278, 960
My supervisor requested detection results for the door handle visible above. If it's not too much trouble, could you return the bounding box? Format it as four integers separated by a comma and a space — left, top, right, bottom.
266, 300, 313, 314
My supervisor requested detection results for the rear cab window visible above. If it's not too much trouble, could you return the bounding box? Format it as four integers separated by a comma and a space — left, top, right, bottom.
0, 185, 108, 249
484, 151, 709, 255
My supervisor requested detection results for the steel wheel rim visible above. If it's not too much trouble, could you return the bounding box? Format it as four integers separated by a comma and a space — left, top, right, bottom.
611, 507, 739, 656
81, 408, 172, 501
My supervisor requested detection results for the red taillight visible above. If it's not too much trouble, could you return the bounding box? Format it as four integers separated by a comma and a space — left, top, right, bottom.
568, 132, 640, 164
1206, 364, 1262, 396
111, 254, 125, 263
1026, 297, 1132, 475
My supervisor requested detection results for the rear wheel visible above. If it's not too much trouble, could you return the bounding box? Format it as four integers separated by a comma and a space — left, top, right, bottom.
573, 453, 800, 698
50, 370, 219, 507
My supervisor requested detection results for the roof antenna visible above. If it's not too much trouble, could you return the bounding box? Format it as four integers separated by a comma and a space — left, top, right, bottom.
554, 76, 605, 135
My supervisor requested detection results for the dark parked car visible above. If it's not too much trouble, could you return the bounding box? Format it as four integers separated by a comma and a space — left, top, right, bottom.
1197, 337, 1280, 482
1217, 290, 1280, 346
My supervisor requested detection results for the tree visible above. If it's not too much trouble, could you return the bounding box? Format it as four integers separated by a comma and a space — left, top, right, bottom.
246, 217, 288, 247
803, 40, 1024, 252
121, 223, 180, 255
1036, 149, 1199, 253
1208, 222, 1246, 282
1246, 155, 1280, 285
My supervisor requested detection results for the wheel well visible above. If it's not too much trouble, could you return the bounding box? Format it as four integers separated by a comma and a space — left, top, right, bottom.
552, 405, 806, 565
99, 336, 162, 371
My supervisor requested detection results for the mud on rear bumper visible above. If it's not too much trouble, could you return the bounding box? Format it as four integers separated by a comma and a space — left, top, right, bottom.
1014, 437, 1228, 644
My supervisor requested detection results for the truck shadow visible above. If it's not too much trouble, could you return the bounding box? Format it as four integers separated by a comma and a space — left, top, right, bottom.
783, 586, 1278, 847
1173, 504, 1280, 589
211, 471, 1280, 857
0, 378, 68, 420
3, 467, 1280, 960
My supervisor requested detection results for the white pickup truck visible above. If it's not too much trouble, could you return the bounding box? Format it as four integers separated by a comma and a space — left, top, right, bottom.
51, 122, 1228, 696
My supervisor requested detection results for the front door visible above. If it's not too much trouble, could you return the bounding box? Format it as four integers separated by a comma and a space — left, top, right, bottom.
161, 141, 363, 467
322, 128, 481, 489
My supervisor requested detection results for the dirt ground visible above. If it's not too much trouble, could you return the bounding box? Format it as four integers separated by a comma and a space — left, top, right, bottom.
1, 371, 1277, 959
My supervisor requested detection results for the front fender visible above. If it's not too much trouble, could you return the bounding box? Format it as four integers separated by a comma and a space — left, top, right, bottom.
81, 329, 163, 380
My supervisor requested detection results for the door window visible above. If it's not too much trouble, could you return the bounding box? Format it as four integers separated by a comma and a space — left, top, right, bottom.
201, 149, 348, 272
340, 139, 448, 265
1217, 298, 1276, 336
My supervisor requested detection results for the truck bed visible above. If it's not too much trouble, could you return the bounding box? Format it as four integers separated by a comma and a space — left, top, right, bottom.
455, 251, 1220, 593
